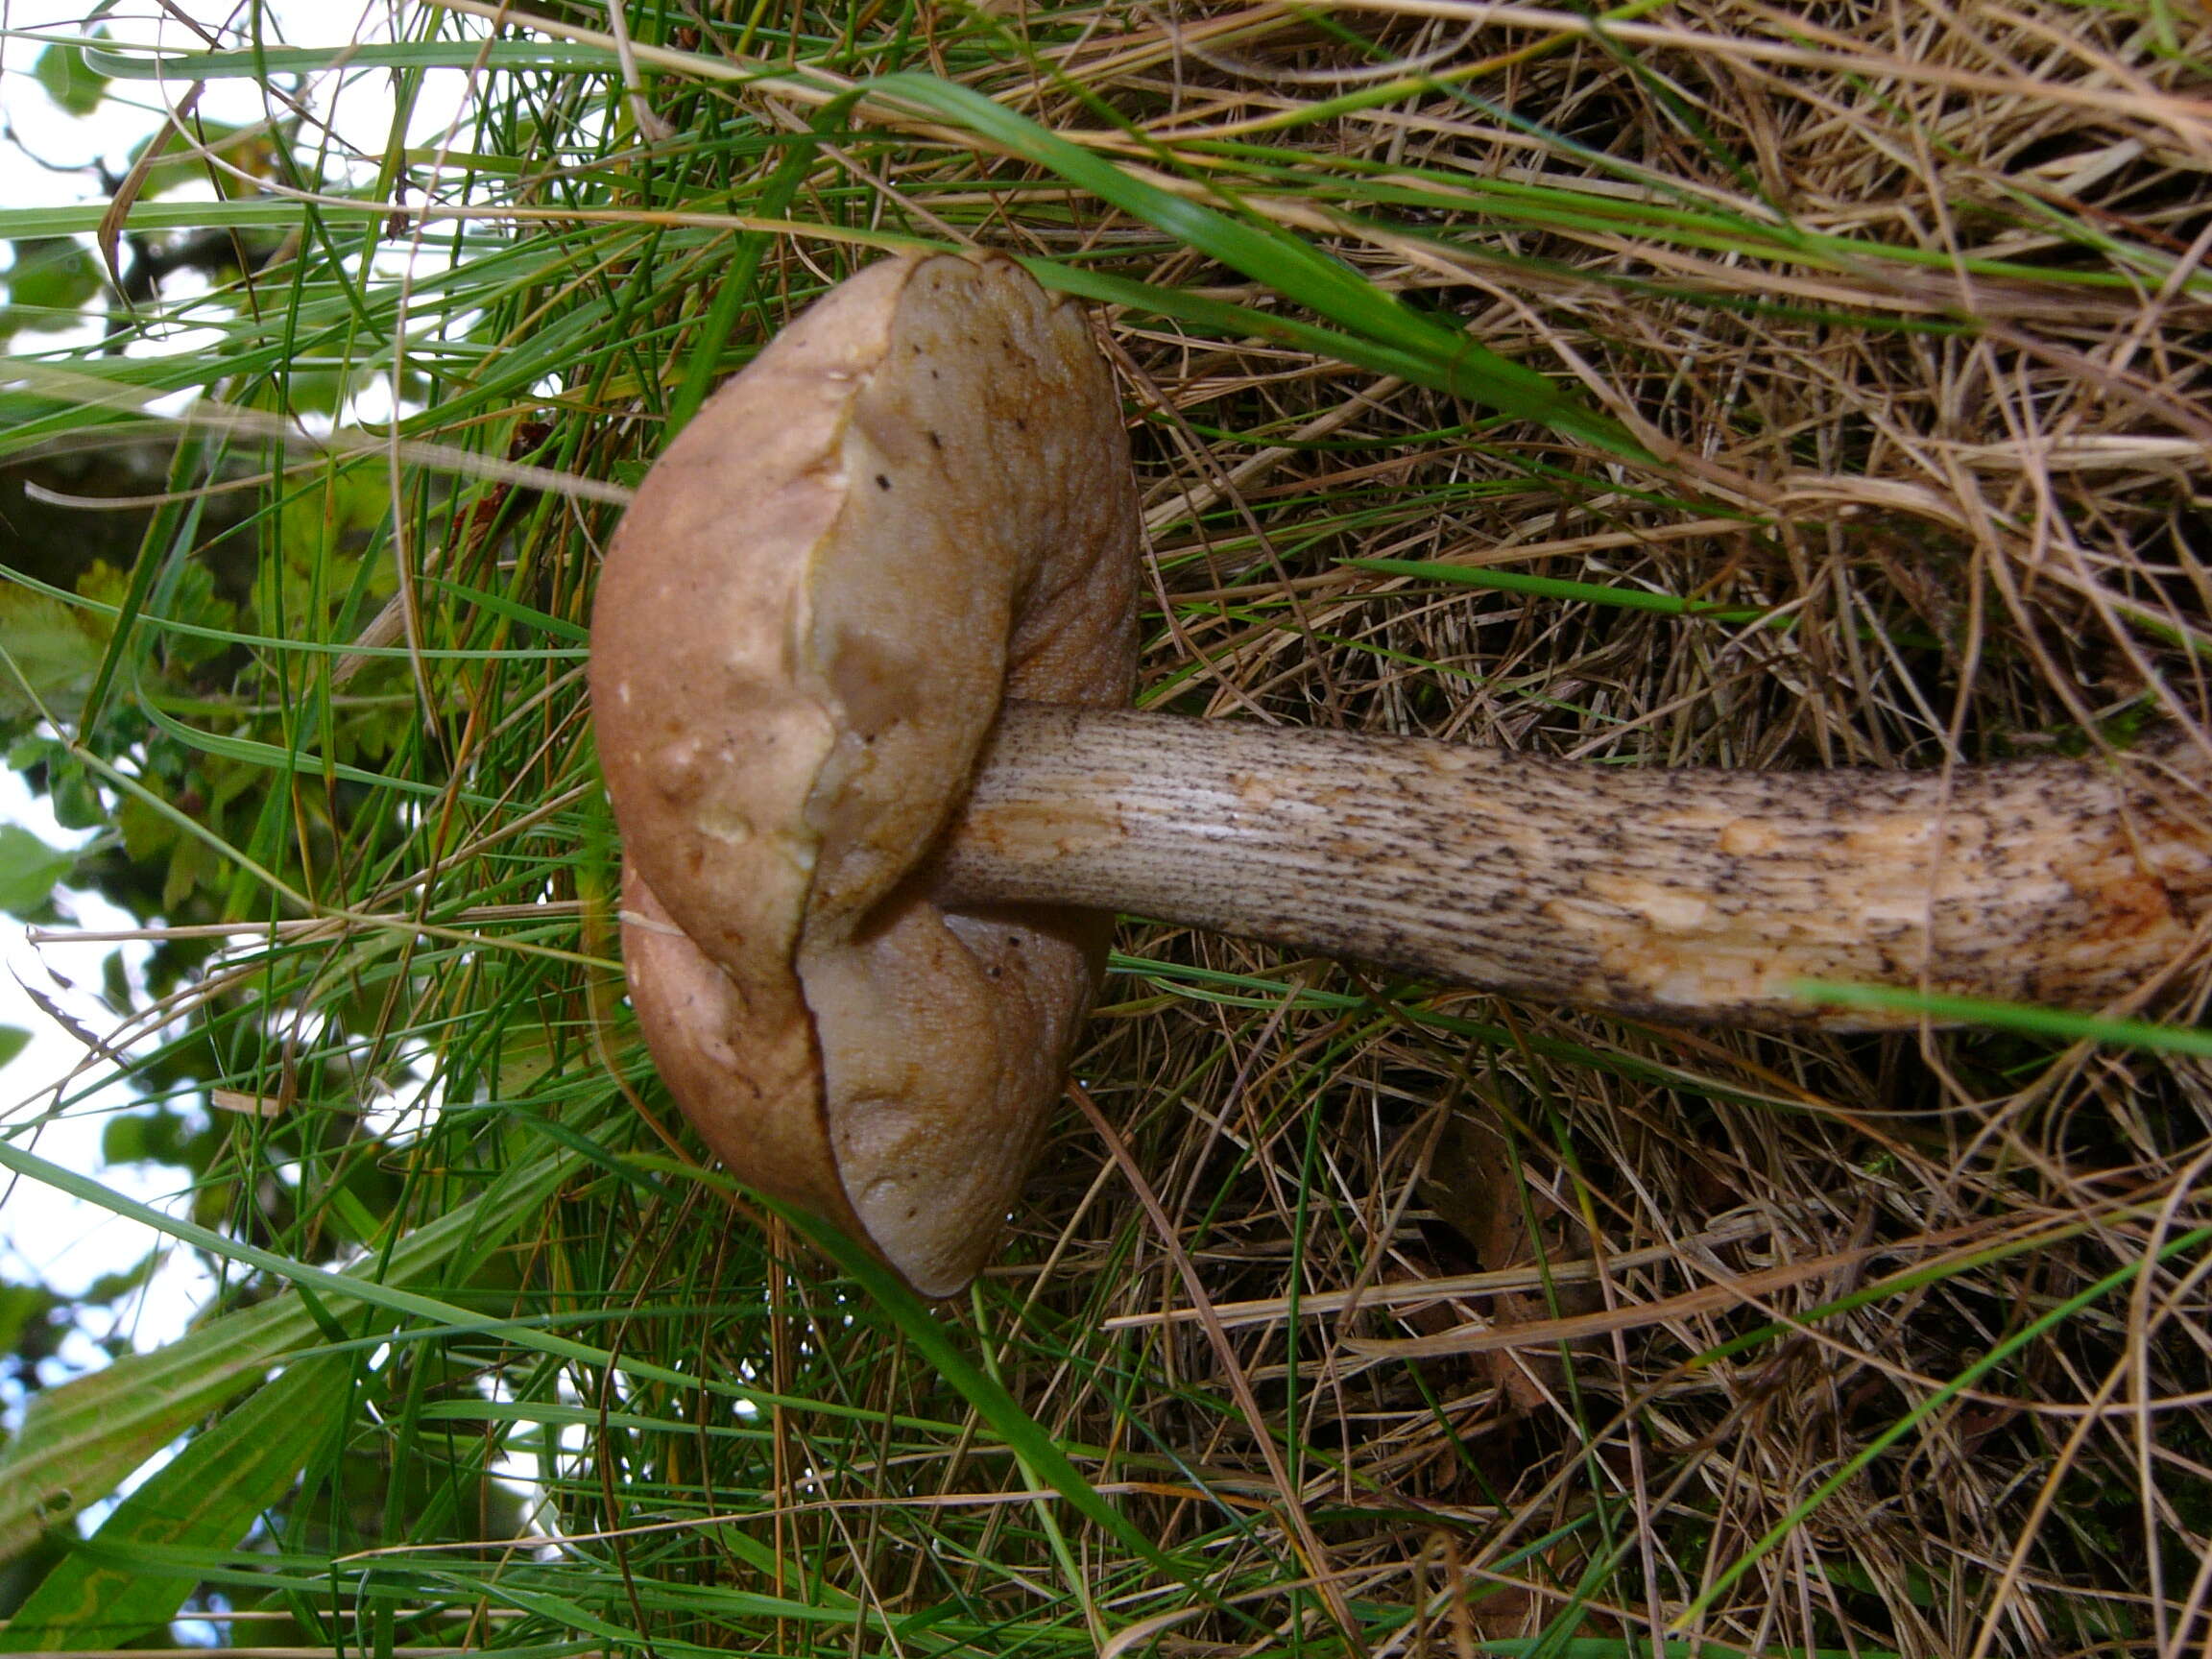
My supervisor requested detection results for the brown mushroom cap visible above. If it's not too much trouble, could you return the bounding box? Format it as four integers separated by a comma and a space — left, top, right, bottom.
590, 252, 1139, 1296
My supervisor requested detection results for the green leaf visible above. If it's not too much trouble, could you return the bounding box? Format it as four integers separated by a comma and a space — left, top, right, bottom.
1, 239, 103, 339
0, 1143, 572, 1560
33, 40, 108, 117
0, 824, 77, 916
0, 1027, 28, 1071
0, 585, 110, 724
0, 1281, 59, 1359
99, 1110, 194, 1169
0, 1355, 348, 1651
0, 1289, 305, 1564
78, 1256, 156, 1309
78, 557, 239, 678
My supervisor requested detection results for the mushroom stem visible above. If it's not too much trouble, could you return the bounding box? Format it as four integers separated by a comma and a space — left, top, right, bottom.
932, 703, 2212, 1028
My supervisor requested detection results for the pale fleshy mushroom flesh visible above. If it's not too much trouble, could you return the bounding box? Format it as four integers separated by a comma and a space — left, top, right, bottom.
594, 251, 2212, 1296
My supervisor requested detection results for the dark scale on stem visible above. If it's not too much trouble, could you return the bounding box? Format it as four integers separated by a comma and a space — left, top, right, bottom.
934, 704, 2212, 1030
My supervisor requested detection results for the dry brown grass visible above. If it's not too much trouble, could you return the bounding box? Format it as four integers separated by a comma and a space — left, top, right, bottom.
901, 2, 2212, 1651
13, 1, 2212, 1653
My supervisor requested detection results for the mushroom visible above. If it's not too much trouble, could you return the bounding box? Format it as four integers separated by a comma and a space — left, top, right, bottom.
592, 252, 1137, 1295
591, 250, 2212, 1294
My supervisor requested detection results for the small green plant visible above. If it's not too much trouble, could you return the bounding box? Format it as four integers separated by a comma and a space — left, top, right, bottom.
2, 3, 2209, 1655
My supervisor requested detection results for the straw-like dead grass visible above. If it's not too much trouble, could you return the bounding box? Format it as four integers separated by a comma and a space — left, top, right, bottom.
881, 3, 2212, 1651
11, 1, 2210, 1654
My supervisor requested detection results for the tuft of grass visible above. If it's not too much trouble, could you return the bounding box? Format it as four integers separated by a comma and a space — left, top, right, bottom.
2, 2, 2210, 1655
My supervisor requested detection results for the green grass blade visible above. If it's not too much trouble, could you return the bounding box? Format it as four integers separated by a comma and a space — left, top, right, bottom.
774, 1199, 1192, 1590
0, 1353, 351, 1651
1792, 981, 2212, 1056
0, 1142, 569, 1556
1677, 1222, 2212, 1623
1344, 555, 1776, 621
855, 74, 1647, 458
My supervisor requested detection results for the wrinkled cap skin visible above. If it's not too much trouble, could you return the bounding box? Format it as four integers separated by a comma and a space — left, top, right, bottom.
590, 252, 1140, 1296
